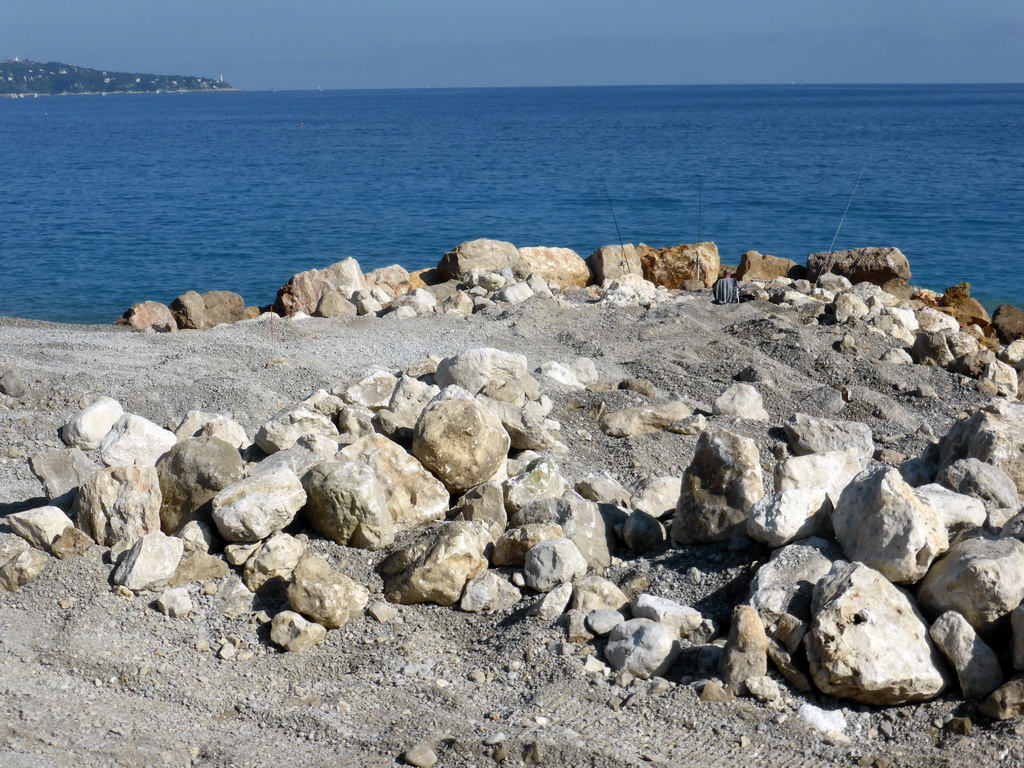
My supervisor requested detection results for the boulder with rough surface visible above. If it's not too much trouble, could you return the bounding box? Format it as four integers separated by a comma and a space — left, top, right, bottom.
74, 465, 162, 546
212, 467, 306, 543
831, 466, 947, 584
515, 246, 589, 289
672, 428, 764, 545
605, 618, 679, 679
287, 554, 370, 629
7, 506, 73, 554
112, 532, 184, 592
28, 447, 100, 509
719, 605, 769, 693
637, 242, 719, 289
524, 537, 588, 593
599, 400, 693, 438
243, 533, 307, 593
301, 459, 395, 550
438, 239, 521, 280
255, 407, 339, 454
747, 488, 832, 548
434, 348, 528, 395
747, 537, 842, 630
170, 290, 245, 329
736, 251, 803, 281
784, 413, 874, 463
61, 397, 124, 451
937, 400, 1024, 499
117, 301, 177, 332
805, 561, 947, 705
806, 247, 911, 286
586, 244, 642, 283
381, 522, 488, 606
99, 414, 177, 468
713, 383, 769, 421
156, 436, 245, 534
270, 611, 327, 653
929, 611, 1002, 699
412, 399, 510, 493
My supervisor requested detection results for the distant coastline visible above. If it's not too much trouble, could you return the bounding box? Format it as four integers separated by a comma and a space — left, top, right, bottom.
0, 58, 234, 97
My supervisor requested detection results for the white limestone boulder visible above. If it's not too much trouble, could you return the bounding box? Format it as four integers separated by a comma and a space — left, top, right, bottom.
7, 506, 73, 554
434, 348, 528, 395
747, 487, 832, 548
74, 465, 162, 546
212, 467, 306, 543
112, 531, 184, 592
713, 383, 769, 421
99, 414, 177, 467
605, 618, 679, 679
287, 553, 370, 629
61, 397, 124, 451
784, 413, 874, 463
773, 448, 863, 507
301, 458, 395, 550
254, 407, 339, 454
412, 398, 510, 493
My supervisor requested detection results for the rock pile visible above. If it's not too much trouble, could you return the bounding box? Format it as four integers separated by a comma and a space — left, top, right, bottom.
13, 240, 1024, 733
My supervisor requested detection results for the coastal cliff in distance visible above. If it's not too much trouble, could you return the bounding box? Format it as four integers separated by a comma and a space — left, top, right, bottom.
0, 58, 235, 96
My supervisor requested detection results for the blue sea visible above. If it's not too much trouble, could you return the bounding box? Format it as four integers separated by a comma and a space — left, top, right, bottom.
2, 84, 1023, 324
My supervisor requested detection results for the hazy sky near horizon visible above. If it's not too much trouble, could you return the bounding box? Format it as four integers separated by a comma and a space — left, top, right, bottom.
5, 1, 1023, 90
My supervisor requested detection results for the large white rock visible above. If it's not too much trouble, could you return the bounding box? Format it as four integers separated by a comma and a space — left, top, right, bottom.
112, 531, 184, 592
7, 506, 73, 554
434, 348, 529, 395
805, 561, 947, 705
336, 368, 400, 411
631, 594, 704, 640
713, 383, 769, 421
339, 434, 449, 530
747, 537, 842, 630
74, 465, 162, 546
61, 397, 124, 450
747, 487, 832, 548
212, 467, 306, 543
929, 611, 1002, 699
915, 483, 987, 532
831, 466, 947, 584
524, 537, 588, 593
672, 428, 764, 545
937, 400, 1024, 499
254, 407, 339, 454
99, 414, 177, 467
605, 618, 679, 679
917, 532, 1024, 634
773, 448, 863, 507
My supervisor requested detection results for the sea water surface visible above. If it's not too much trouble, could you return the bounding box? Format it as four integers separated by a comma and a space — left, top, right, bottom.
1, 84, 1022, 324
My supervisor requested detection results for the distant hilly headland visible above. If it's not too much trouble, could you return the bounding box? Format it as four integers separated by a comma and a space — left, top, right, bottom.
0, 58, 235, 96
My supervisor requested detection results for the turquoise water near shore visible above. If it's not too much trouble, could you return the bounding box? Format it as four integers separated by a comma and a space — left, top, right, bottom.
1, 84, 1022, 324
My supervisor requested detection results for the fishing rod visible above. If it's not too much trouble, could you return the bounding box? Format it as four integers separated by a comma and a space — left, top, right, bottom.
696, 174, 703, 283
602, 179, 628, 272
824, 160, 868, 273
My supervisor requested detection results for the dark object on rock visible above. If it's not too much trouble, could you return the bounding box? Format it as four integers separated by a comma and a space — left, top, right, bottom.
806, 247, 911, 286
0, 367, 26, 398
993, 304, 1024, 344
170, 290, 246, 330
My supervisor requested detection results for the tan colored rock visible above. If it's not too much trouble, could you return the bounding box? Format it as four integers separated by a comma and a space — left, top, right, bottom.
672, 428, 764, 545
170, 290, 245, 329
599, 400, 693, 438
806, 561, 947, 705
570, 575, 629, 614
515, 246, 589, 289
831, 466, 947, 584
459, 571, 522, 614
7, 506, 73, 554
270, 610, 327, 653
719, 605, 768, 693
438, 238, 521, 281
434, 348, 529, 395
254, 407, 339, 454
117, 301, 176, 332
807, 247, 911, 286
412, 399, 510, 493
301, 458, 395, 550
493, 523, 564, 567
243, 533, 307, 593
381, 522, 488, 606
366, 264, 412, 298
503, 456, 567, 514
735, 251, 802, 281
637, 242, 719, 289
50, 527, 95, 559
338, 434, 448, 530
274, 258, 367, 315
168, 551, 229, 587
74, 465, 162, 547
0, 548, 50, 592
287, 554, 370, 629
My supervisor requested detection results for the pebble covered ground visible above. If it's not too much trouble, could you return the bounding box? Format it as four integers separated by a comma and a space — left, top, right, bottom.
2, 288, 1023, 767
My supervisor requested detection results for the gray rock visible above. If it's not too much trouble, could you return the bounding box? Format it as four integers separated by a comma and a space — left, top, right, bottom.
917, 532, 1024, 634
747, 487, 832, 548
28, 448, 99, 509
747, 537, 842, 631
937, 457, 1020, 527
156, 587, 193, 618
629, 475, 681, 519
570, 575, 629, 614
503, 456, 567, 514
631, 594, 704, 641
156, 436, 244, 535
112, 531, 184, 592
450, 481, 507, 540
916, 483, 988, 533
783, 413, 874, 462
0, 368, 26, 397
672, 428, 764, 545
301, 459, 394, 550
532, 581, 573, 619
524, 537, 588, 593
605, 618, 679, 679
937, 400, 1024, 500
622, 510, 665, 552
929, 611, 1002, 699
459, 571, 522, 613
587, 609, 627, 636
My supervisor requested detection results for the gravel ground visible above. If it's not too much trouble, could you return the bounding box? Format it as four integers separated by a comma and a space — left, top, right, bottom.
1, 290, 1023, 767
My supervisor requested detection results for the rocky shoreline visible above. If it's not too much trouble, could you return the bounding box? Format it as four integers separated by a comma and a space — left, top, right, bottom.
4, 238, 1024, 766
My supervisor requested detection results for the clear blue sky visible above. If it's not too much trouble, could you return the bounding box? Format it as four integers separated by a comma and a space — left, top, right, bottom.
5, 1, 1023, 90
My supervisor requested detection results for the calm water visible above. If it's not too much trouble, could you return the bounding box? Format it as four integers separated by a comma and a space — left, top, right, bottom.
2, 84, 1023, 324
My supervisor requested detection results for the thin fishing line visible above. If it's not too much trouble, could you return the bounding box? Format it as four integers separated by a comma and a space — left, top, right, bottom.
602, 179, 627, 259
828, 160, 868, 255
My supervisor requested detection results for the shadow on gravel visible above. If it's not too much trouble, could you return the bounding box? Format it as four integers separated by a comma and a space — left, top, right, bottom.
0, 496, 47, 516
